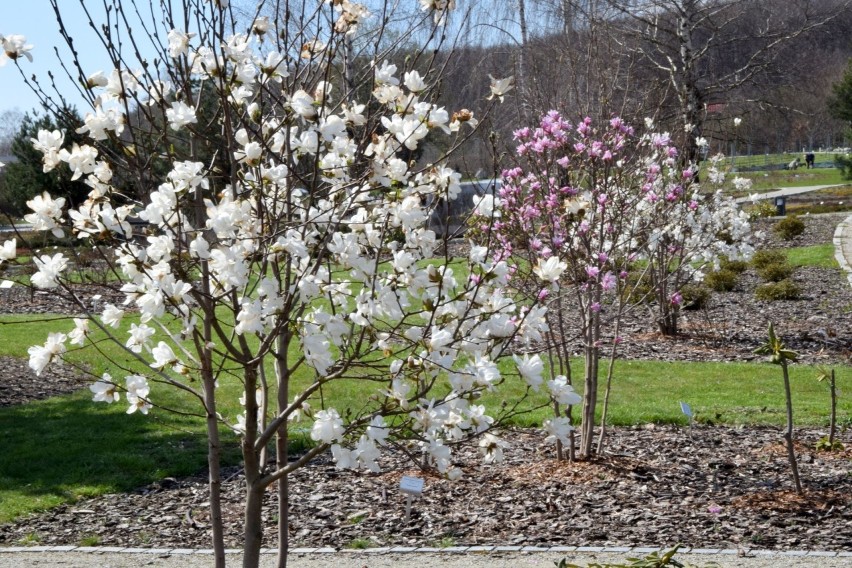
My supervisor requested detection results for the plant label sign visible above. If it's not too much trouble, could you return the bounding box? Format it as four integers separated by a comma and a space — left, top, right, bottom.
399, 476, 424, 496
400, 476, 424, 523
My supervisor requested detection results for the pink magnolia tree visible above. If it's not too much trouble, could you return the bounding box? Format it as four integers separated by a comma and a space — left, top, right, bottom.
0, 2, 531, 567
472, 112, 756, 459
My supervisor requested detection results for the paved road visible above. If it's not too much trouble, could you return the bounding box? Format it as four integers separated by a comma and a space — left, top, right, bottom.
0, 224, 31, 234
734, 184, 845, 204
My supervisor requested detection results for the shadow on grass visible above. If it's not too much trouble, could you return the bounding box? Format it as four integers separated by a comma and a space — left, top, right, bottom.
0, 391, 241, 523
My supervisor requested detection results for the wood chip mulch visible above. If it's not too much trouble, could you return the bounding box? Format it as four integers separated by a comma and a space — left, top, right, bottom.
0, 427, 849, 551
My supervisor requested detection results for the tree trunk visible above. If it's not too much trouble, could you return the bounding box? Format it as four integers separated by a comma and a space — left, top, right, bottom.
579, 345, 598, 459
829, 369, 837, 446
676, 1, 703, 167
579, 310, 600, 459
243, 485, 266, 568
242, 364, 264, 568
517, 0, 532, 122
658, 304, 679, 336
781, 361, 803, 493
203, 377, 226, 568
276, 335, 291, 568
596, 317, 622, 455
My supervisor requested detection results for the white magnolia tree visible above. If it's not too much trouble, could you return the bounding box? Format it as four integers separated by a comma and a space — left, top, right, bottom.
0, 2, 539, 567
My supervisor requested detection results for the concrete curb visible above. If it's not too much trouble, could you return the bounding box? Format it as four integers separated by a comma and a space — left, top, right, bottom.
832, 213, 852, 288
2, 545, 852, 557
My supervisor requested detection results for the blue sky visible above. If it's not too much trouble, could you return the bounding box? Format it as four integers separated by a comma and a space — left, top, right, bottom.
1, 1, 161, 115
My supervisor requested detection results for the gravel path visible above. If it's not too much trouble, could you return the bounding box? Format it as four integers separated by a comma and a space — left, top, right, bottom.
2, 549, 852, 568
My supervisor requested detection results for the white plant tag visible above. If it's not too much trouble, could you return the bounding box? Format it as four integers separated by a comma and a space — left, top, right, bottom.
400, 476, 424, 523
400, 475, 424, 495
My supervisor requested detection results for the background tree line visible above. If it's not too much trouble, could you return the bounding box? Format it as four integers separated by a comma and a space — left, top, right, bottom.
431, 0, 852, 175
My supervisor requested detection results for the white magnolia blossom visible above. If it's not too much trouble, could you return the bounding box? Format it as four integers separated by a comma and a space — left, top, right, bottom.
166, 101, 198, 130
403, 70, 427, 92
533, 256, 567, 283
77, 106, 124, 140
90, 373, 120, 403
473, 194, 500, 218
310, 408, 345, 443
28, 332, 67, 376
58, 143, 99, 180
101, 304, 124, 328
547, 375, 582, 406
0, 34, 33, 65
86, 71, 109, 89
479, 433, 508, 464
487, 75, 514, 102
68, 318, 90, 346
31, 253, 68, 289
0, 239, 15, 262
513, 353, 544, 391
125, 375, 152, 414
543, 417, 574, 446
25, 192, 65, 237
419, 0, 456, 24
167, 29, 195, 58
150, 341, 179, 369
126, 323, 155, 353
30, 130, 64, 171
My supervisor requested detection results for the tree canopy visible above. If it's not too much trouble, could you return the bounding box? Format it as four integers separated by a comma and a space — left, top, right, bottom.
829, 57, 852, 125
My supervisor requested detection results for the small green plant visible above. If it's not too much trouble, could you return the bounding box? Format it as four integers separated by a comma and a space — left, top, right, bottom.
703, 269, 738, 292
17, 532, 42, 546
623, 270, 653, 305
816, 367, 840, 448
746, 200, 777, 219
554, 544, 712, 567
435, 536, 457, 548
751, 249, 787, 270
79, 534, 102, 547
815, 436, 845, 452
719, 256, 749, 274
773, 215, 806, 240
755, 323, 802, 494
346, 538, 373, 550
681, 284, 711, 310
755, 279, 800, 301
756, 262, 794, 282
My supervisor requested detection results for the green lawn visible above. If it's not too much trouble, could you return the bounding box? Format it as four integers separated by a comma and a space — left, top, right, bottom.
727, 152, 845, 172
785, 244, 839, 269
700, 152, 847, 195
0, 315, 245, 524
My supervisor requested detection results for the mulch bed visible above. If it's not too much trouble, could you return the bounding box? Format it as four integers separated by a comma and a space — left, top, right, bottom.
0, 427, 849, 551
